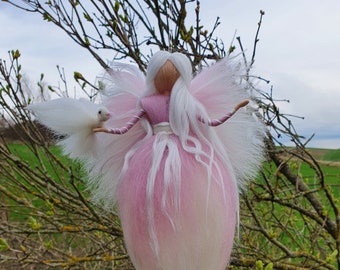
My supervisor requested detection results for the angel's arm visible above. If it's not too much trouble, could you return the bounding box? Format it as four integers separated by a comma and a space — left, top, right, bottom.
200, 100, 249, 127
93, 109, 146, 134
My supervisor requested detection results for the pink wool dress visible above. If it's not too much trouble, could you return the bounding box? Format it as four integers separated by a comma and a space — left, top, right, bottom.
117, 94, 238, 270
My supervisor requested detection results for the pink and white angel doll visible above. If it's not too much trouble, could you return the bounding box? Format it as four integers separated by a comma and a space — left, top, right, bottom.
28, 51, 265, 270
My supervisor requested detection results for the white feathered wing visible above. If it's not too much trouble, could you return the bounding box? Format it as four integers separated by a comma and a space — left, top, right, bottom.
84, 63, 148, 208
190, 57, 265, 190
28, 65, 148, 209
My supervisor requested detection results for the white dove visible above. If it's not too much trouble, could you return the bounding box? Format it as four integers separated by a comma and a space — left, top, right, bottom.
27, 98, 110, 158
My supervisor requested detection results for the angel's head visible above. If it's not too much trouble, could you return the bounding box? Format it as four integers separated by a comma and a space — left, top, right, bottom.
154, 60, 179, 95
145, 51, 192, 96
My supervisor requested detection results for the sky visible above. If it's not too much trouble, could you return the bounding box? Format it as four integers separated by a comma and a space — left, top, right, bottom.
0, 1, 339, 149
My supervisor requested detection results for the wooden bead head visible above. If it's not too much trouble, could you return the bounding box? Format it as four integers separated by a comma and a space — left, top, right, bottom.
154, 60, 180, 95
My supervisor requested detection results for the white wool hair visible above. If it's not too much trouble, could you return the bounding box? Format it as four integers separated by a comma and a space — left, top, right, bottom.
144, 51, 236, 203
136, 51, 237, 255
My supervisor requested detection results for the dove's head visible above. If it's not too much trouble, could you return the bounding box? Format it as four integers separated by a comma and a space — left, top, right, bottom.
97, 107, 111, 122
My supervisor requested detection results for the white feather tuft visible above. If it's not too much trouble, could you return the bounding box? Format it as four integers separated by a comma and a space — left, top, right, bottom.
191, 56, 266, 190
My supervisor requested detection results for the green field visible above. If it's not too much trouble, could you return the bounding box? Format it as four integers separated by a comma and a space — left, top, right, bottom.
1, 144, 339, 269
3, 144, 85, 222
7, 144, 340, 189
307, 148, 340, 162
6, 143, 339, 203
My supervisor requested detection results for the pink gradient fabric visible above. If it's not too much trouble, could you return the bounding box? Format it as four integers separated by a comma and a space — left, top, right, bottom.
117, 95, 237, 270
140, 94, 171, 125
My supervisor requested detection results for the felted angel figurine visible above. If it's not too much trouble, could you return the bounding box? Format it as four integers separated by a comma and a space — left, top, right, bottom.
28, 51, 265, 270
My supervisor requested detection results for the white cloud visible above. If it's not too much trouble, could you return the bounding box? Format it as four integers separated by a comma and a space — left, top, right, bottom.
0, 5, 103, 87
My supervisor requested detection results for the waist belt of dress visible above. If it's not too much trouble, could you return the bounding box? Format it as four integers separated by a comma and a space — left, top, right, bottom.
153, 122, 173, 135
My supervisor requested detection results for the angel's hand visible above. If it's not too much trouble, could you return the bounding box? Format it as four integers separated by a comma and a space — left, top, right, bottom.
93, 127, 109, 133
234, 100, 249, 111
